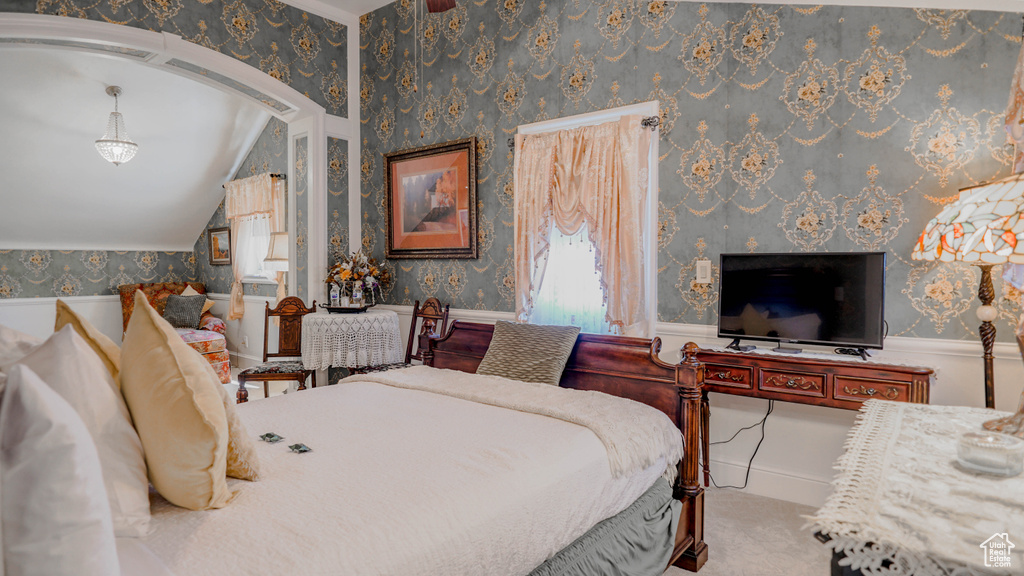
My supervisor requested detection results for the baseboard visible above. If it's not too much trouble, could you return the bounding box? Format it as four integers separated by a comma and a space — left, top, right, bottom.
0, 294, 121, 307
706, 458, 833, 508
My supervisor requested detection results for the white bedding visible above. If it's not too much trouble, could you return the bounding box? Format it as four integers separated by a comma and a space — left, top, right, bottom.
139, 376, 673, 576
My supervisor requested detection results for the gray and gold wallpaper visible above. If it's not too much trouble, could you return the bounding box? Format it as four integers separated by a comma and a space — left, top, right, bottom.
3, 0, 348, 116
328, 136, 350, 268
295, 135, 309, 299
361, 1, 1024, 341
0, 248, 199, 298
195, 116, 289, 297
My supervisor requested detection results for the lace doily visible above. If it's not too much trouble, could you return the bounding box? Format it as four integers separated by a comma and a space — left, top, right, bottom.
807, 401, 1022, 576
301, 310, 403, 369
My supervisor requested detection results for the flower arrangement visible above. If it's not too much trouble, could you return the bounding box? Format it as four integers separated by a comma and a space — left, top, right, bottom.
325, 251, 391, 304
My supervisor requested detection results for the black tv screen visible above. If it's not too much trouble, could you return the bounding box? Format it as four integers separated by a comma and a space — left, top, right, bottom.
717, 252, 886, 349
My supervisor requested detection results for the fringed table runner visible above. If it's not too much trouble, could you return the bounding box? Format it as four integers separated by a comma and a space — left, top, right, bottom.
807, 400, 1021, 576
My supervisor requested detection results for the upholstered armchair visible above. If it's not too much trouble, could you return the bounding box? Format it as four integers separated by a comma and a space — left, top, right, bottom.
117, 282, 230, 384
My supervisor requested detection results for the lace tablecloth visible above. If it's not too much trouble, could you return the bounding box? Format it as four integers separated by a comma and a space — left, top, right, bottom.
807, 400, 1022, 576
301, 310, 403, 369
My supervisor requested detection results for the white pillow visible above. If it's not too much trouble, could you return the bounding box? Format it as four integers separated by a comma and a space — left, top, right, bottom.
0, 323, 41, 367
1, 364, 120, 576
13, 326, 150, 537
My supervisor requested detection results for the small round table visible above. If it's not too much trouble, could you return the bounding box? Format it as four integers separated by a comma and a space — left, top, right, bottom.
301, 309, 403, 370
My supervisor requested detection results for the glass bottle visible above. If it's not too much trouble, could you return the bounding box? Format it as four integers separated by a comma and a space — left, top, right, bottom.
329, 282, 340, 306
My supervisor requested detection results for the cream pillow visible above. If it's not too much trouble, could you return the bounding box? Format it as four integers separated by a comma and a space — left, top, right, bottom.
216, 382, 261, 481
181, 285, 215, 314
15, 326, 150, 537
0, 323, 41, 366
54, 298, 121, 383
120, 291, 232, 511
1, 365, 121, 576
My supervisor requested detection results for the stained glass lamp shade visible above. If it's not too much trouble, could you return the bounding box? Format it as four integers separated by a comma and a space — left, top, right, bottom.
94, 86, 138, 166
912, 172, 1024, 410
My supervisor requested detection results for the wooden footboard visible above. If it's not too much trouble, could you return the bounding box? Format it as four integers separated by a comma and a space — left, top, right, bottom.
426, 321, 707, 572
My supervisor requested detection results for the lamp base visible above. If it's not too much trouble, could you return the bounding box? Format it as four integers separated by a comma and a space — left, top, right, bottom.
983, 411, 1024, 438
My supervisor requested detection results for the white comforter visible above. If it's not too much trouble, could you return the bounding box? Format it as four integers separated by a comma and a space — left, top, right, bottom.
140, 370, 679, 576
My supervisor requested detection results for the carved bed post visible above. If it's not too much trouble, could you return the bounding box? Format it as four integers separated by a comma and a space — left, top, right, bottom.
674, 342, 708, 571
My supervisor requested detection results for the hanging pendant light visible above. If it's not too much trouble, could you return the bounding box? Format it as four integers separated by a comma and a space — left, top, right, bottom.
94, 86, 138, 166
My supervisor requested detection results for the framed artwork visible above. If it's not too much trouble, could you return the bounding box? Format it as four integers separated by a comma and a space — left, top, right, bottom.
208, 227, 232, 266
384, 137, 478, 259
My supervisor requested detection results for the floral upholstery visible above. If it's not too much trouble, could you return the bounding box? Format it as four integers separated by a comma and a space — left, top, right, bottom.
199, 313, 226, 335
119, 282, 229, 384
174, 328, 227, 354
239, 361, 306, 375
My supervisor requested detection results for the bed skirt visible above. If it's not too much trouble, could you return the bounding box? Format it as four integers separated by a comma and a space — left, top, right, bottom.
529, 478, 680, 576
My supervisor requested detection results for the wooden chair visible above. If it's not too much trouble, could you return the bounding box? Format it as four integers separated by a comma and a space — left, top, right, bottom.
236, 297, 317, 403
350, 297, 450, 374
406, 297, 450, 364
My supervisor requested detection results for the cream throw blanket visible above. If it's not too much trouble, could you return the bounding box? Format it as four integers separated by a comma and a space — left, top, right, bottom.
347, 365, 685, 481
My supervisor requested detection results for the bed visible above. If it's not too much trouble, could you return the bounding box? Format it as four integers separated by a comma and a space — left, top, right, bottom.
5, 317, 707, 575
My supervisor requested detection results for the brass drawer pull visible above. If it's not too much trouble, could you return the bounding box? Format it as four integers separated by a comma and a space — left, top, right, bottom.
707, 369, 744, 382
766, 374, 820, 391
844, 385, 900, 400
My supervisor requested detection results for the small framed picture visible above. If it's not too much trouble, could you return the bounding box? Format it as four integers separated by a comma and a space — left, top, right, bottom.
208, 227, 232, 266
384, 137, 478, 259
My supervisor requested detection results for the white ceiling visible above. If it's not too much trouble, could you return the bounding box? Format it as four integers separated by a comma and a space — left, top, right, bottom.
316, 0, 1024, 17
0, 47, 270, 252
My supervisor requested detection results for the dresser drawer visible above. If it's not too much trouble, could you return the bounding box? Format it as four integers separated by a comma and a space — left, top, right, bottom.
704, 364, 753, 389
760, 369, 826, 398
833, 376, 909, 403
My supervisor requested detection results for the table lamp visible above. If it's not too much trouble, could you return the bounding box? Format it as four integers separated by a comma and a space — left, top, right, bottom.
263, 232, 289, 272
912, 171, 1024, 411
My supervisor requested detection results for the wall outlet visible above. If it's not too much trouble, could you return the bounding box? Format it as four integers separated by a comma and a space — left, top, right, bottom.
242, 336, 249, 348
695, 258, 712, 284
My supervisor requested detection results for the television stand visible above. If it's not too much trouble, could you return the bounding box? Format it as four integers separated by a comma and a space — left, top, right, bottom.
694, 346, 933, 487
726, 338, 756, 352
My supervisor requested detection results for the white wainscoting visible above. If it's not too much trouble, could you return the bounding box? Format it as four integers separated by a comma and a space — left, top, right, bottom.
377, 304, 1024, 508
0, 294, 277, 373
0, 295, 125, 342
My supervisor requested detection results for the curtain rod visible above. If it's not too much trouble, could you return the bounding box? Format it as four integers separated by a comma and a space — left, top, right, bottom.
222, 173, 287, 189
507, 115, 660, 151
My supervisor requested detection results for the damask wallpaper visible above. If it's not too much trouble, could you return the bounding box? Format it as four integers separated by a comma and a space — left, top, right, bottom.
295, 136, 309, 299
360, 1, 1024, 341
3, 0, 348, 116
0, 248, 199, 299
328, 136, 350, 268
195, 116, 288, 297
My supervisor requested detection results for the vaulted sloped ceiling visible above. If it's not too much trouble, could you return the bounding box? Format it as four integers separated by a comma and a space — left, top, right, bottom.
0, 46, 271, 252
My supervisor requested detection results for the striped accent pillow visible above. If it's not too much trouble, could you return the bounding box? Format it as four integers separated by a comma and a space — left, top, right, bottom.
162, 294, 207, 330
476, 321, 581, 386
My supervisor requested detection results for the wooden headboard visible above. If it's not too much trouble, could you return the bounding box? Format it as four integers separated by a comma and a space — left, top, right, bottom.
425, 320, 708, 571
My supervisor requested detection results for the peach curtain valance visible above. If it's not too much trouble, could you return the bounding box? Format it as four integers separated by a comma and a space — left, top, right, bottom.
513, 115, 650, 334
223, 173, 287, 320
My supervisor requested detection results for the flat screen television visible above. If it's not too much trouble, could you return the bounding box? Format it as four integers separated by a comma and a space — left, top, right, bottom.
717, 252, 886, 350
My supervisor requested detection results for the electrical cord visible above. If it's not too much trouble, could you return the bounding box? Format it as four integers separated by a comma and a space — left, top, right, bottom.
707, 399, 774, 490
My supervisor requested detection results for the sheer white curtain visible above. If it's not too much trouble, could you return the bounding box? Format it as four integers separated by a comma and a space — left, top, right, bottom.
235, 215, 273, 283
529, 225, 612, 334
224, 173, 285, 320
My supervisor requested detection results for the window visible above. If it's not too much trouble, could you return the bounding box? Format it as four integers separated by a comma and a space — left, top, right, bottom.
530, 225, 612, 334
237, 214, 277, 284
517, 103, 659, 337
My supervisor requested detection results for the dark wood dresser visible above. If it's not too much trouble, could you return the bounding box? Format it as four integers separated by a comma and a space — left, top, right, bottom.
694, 347, 934, 485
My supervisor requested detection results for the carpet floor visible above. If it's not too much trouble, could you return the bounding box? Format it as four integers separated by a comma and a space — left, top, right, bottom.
665, 487, 830, 576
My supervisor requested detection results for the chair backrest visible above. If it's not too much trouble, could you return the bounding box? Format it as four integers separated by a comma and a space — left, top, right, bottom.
406, 297, 450, 363
263, 297, 317, 361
